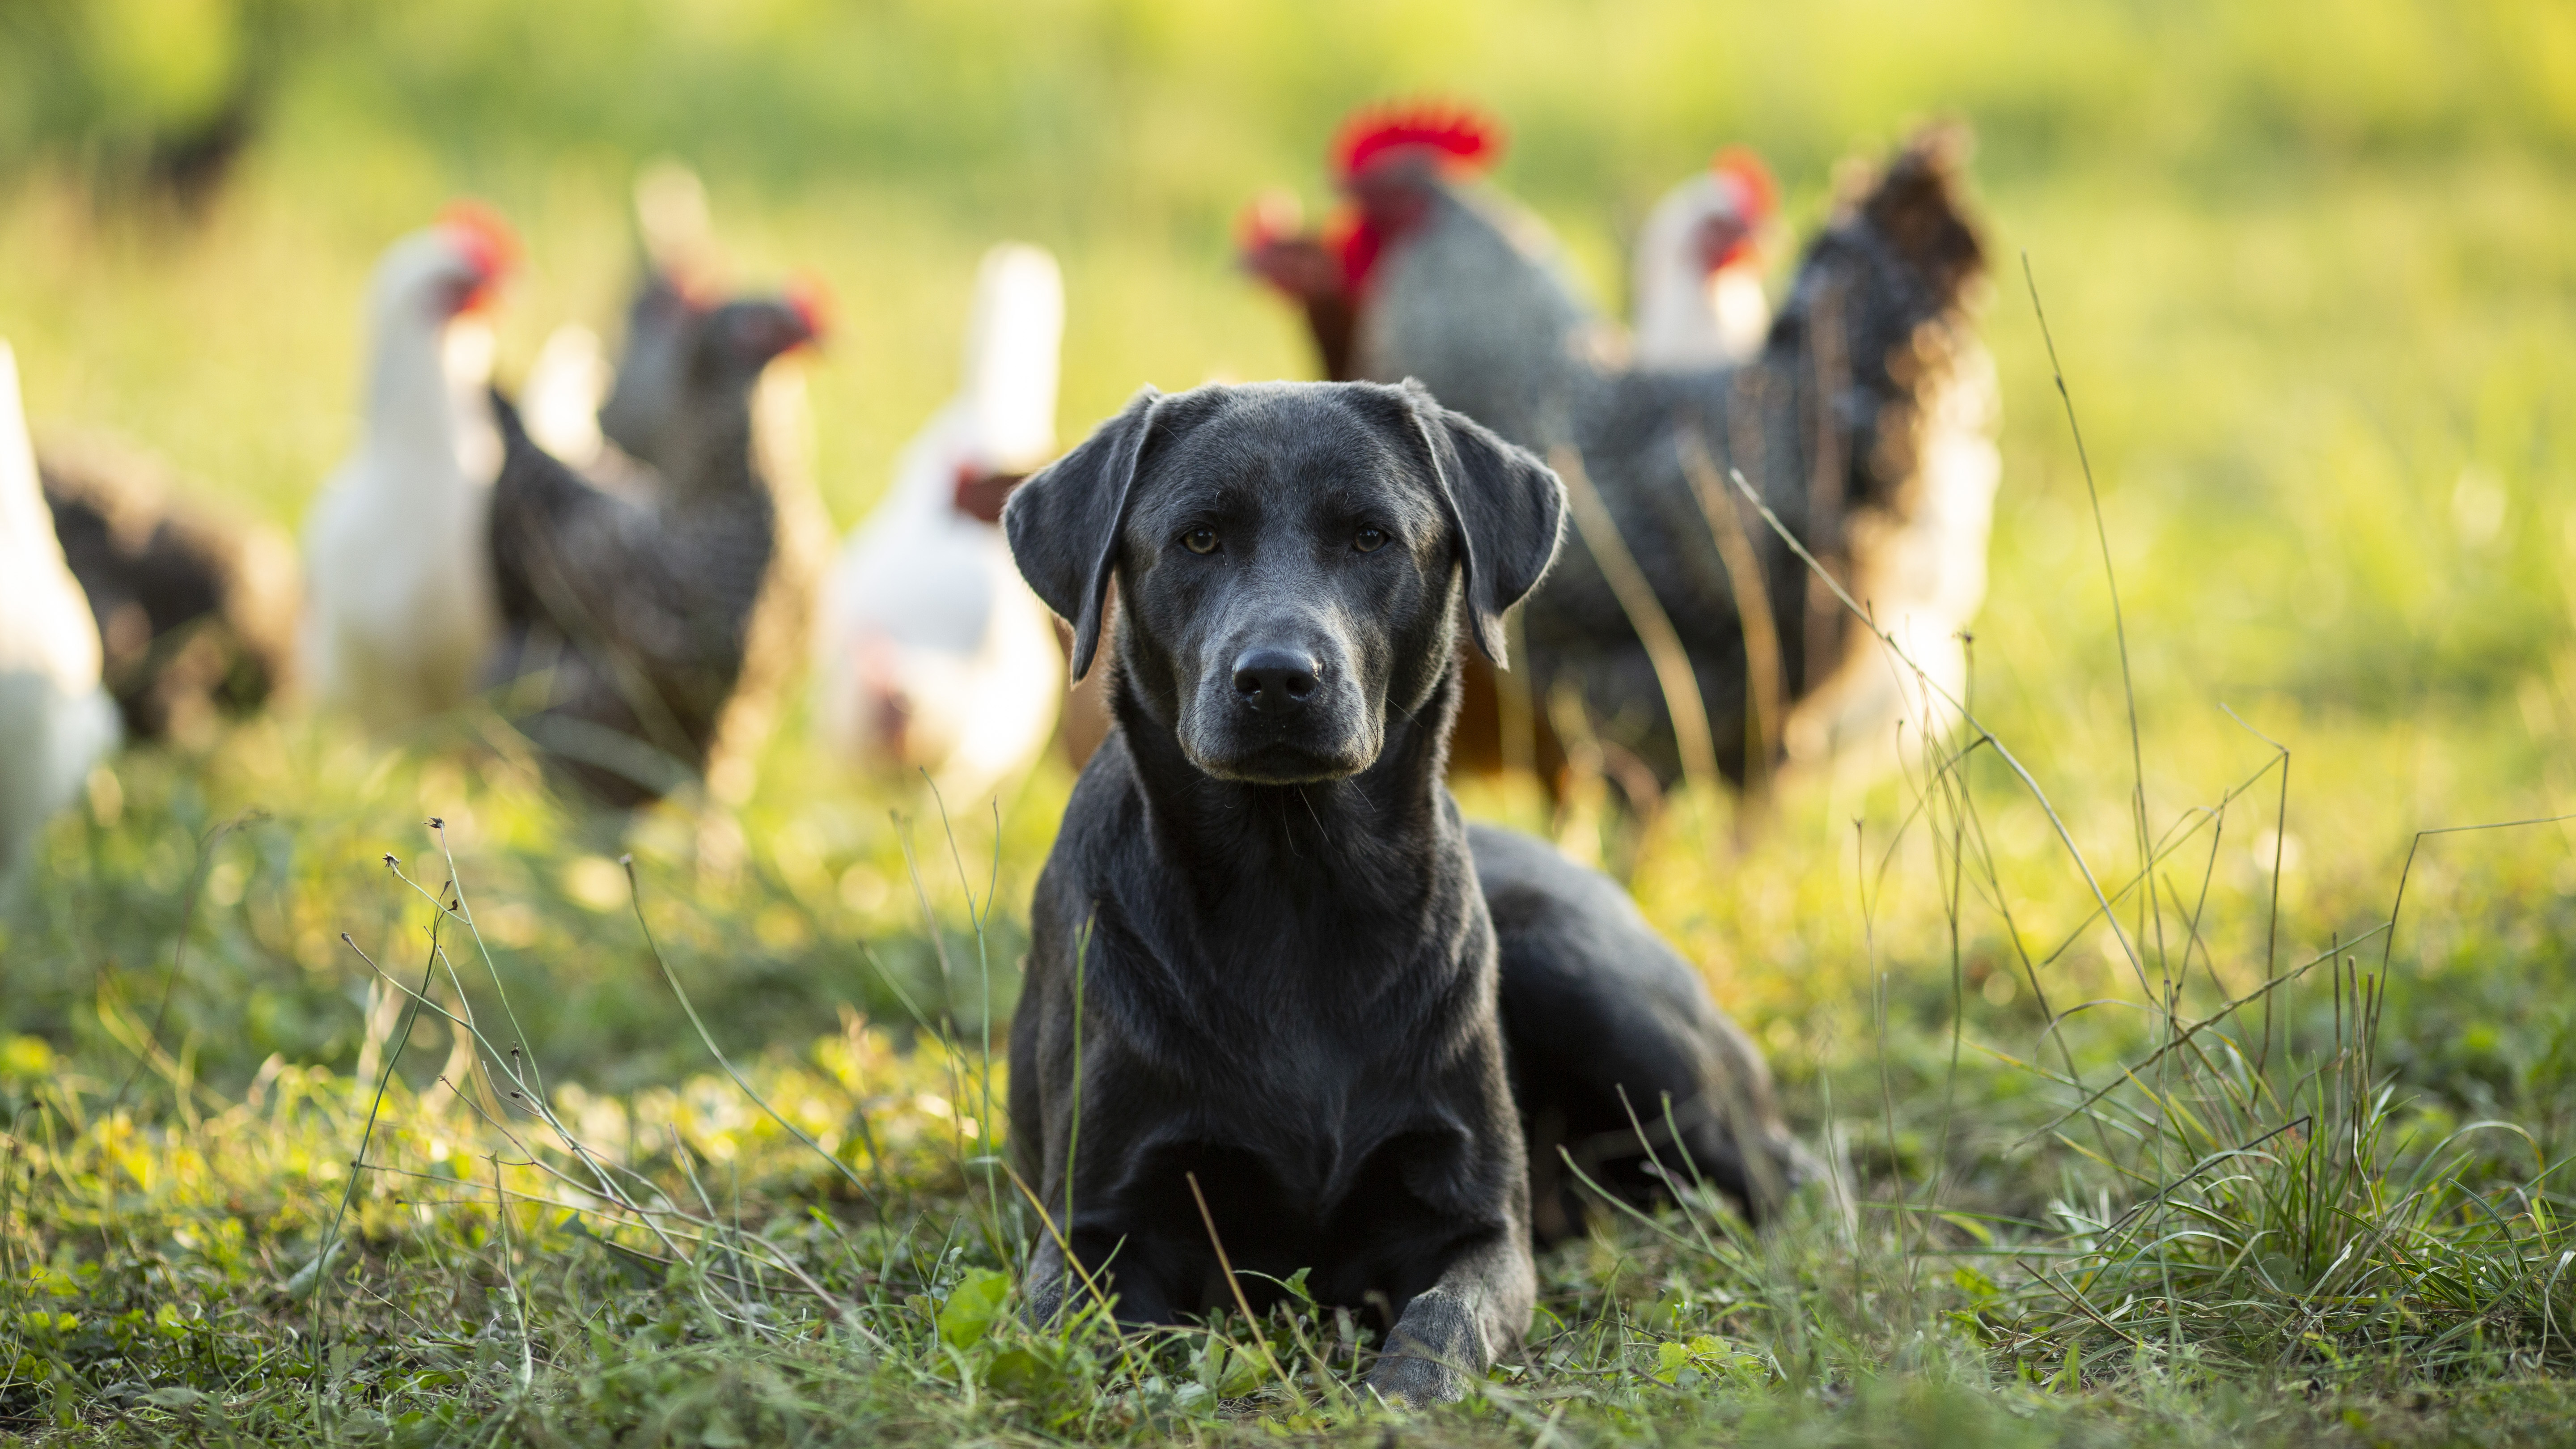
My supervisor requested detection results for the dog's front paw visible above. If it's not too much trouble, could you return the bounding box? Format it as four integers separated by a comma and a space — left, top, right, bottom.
1364, 1288, 1485, 1408
1363, 1350, 1469, 1407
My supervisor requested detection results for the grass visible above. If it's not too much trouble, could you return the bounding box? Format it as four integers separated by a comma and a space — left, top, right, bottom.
7, 743, 2575, 1445
6, 0, 2576, 1441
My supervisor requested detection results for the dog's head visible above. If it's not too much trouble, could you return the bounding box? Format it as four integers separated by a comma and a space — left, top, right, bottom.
1005, 380, 1563, 784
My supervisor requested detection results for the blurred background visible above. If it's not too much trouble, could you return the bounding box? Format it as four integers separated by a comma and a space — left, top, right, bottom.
1, 0, 2571, 1162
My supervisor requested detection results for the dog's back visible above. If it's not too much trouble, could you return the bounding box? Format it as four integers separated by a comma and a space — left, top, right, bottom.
1471, 823, 1815, 1241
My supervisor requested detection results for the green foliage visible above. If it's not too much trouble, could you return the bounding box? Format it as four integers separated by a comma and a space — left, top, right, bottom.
934, 1268, 1011, 1349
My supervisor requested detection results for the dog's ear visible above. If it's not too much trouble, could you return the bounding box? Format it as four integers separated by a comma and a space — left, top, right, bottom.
1004, 385, 1164, 680
1397, 379, 1566, 666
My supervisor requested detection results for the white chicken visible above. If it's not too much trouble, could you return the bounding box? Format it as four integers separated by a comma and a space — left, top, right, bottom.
818, 243, 1066, 807
1631, 148, 1779, 369
300, 203, 517, 730
0, 339, 120, 875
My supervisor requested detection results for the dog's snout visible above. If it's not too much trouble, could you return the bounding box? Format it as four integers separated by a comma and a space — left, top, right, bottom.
1231, 647, 1320, 711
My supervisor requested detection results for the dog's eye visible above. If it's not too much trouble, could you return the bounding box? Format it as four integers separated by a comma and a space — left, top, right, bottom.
1353, 526, 1388, 554
1182, 528, 1220, 555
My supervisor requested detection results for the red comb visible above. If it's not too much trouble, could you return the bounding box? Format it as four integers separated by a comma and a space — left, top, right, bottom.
1712, 147, 1778, 224
785, 271, 835, 346
435, 200, 522, 281
1330, 101, 1504, 182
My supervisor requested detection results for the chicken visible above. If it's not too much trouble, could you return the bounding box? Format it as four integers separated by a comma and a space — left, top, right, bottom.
816, 243, 1067, 806
1235, 106, 1524, 384
1631, 148, 1779, 369
1295, 109, 1996, 789
39, 433, 299, 744
1241, 130, 1780, 373
517, 161, 835, 806
300, 203, 518, 731
0, 340, 120, 875
484, 293, 822, 809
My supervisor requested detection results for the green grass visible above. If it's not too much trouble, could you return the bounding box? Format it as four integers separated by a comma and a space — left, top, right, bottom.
6, 0, 2576, 1442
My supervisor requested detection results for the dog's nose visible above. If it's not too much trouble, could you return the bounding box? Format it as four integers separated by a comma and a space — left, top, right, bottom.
1232, 648, 1320, 711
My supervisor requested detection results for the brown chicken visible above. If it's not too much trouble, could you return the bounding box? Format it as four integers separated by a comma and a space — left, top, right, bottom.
40, 436, 298, 745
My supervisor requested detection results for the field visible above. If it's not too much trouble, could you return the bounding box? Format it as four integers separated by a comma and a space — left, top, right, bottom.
5, 0, 2576, 1443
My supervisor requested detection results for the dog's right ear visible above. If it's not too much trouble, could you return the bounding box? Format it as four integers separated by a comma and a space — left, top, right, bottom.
1004, 385, 1163, 680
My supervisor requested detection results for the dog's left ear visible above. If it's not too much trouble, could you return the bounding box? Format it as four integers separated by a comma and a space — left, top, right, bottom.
1004, 385, 1164, 680
1396, 379, 1567, 667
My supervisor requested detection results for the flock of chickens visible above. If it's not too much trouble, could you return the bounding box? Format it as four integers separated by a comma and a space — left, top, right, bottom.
0, 105, 1998, 876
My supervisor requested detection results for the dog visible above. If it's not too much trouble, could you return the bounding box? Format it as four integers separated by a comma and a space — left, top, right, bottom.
1004, 380, 1810, 1406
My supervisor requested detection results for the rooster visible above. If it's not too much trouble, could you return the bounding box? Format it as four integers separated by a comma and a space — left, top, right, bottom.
1274, 106, 1996, 789
484, 292, 822, 809
1235, 106, 1574, 386
1240, 131, 1782, 373
1631, 148, 1779, 369
39, 434, 299, 744
300, 203, 519, 731
0, 340, 120, 875
817, 243, 1066, 806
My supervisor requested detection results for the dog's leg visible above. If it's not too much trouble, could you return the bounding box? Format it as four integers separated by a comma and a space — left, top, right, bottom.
1362, 1230, 1534, 1407
1021, 1230, 1073, 1327
1024, 1224, 1180, 1330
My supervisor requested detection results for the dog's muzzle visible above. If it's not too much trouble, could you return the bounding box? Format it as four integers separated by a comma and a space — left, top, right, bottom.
1179, 635, 1373, 784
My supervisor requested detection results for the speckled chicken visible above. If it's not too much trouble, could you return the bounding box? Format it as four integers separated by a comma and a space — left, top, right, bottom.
511, 161, 835, 808
1254, 109, 1996, 788
484, 294, 821, 808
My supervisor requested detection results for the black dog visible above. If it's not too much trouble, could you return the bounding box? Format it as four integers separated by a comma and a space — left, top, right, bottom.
1004, 380, 1809, 1405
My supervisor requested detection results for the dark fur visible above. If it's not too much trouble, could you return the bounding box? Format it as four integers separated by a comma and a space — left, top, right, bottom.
1004, 380, 1806, 1406
1476, 824, 1813, 1243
